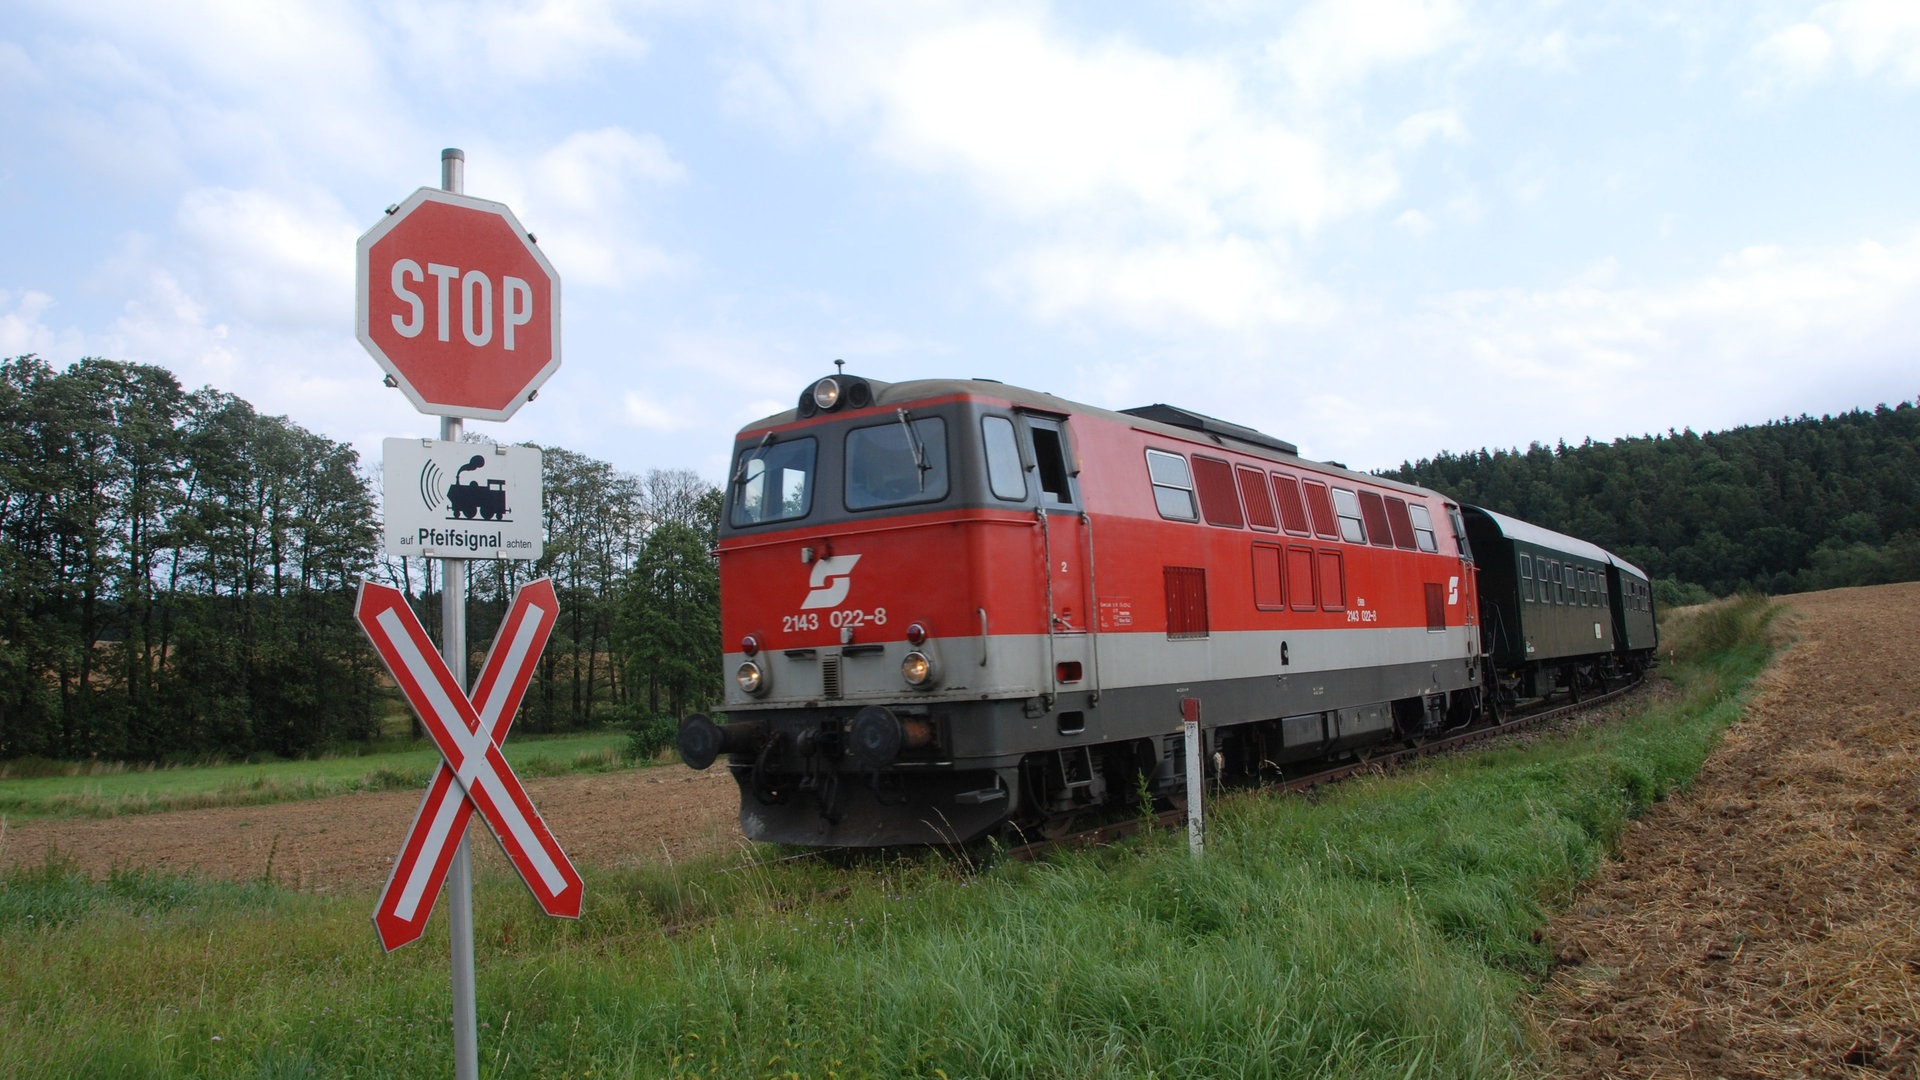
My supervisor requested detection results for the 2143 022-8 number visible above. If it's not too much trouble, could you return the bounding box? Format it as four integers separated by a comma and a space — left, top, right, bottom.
783, 608, 889, 634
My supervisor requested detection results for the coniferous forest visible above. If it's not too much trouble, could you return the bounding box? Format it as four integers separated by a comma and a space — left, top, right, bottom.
3, 352, 1915, 763
1384, 399, 1920, 604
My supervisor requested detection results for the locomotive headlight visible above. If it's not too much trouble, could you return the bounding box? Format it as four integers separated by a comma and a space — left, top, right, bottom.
736, 660, 767, 696
811, 377, 842, 411
900, 650, 936, 688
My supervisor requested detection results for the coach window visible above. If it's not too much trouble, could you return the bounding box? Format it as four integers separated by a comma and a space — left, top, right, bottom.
1331, 488, 1368, 544
1192, 455, 1245, 528
731, 436, 817, 527
1565, 564, 1577, 605
1238, 466, 1278, 531
1520, 554, 1534, 601
846, 415, 949, 510
981, 416, 1027, 501
1408, 504, 1439, 553
1146, 449, 1198, 521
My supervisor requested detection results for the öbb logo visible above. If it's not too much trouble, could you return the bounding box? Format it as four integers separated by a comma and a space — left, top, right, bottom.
802, 555, 861, 610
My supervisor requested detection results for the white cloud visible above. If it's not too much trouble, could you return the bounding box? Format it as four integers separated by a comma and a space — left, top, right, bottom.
1395, 108, 1467, 149
0, 289, 67, 356
1266, 0, 1466, 96
999, 236, 1336, 331
380, 0, 651, 88
173, 187, 360, 328
734, 3, 1435, 332
1755, 0, 1920, 86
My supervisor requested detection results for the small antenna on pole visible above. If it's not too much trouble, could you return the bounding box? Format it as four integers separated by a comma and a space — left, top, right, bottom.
834, 358, 845, 374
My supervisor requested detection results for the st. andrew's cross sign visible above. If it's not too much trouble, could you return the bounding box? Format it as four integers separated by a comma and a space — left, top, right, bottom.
356, 578, 582, 951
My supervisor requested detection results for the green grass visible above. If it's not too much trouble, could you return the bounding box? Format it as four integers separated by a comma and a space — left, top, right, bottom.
0, 597, 1780, 1078
0, 731, 637, 820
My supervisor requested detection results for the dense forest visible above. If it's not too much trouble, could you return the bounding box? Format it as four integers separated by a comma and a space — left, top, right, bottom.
0, 355, 720, 763
1384, 400, 1920, 603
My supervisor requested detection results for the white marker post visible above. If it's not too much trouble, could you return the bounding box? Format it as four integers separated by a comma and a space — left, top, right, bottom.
1181, 697, 1204, 857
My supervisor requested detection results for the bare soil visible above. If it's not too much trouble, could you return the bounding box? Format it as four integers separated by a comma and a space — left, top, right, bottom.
0, 764, 747, 892
1535, 581, 1920, 1078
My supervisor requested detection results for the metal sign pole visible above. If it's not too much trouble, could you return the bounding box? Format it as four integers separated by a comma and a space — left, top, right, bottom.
1182, 697, 1204, 858
438, 147, 480, 1080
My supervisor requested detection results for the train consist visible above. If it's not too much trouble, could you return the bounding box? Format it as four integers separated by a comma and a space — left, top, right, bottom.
678, 371, 1657, 846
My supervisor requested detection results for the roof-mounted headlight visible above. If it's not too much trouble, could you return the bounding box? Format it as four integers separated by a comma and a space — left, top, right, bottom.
798, 374, 872, 416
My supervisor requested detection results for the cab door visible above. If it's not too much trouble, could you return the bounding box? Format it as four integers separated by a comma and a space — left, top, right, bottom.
1019, 413, 1097, 703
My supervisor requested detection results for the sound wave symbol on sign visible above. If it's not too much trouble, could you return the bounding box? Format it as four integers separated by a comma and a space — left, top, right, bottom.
418, 460, 447, 512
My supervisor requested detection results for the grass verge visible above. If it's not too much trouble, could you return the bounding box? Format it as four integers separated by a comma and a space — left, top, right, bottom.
0, 597, 1779, 1078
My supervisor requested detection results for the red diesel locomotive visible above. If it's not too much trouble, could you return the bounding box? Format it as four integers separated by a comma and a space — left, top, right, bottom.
679, 370, 1543, 846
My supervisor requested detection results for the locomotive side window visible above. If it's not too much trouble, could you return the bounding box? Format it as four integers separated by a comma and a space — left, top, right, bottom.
845, 416, 949, 510
1192, 455, 1244, 528
981, 416, 1028, 501
1520, 554, 1535, 601
1331, 488, 1368, 544
1252, 543, 1285, 609
1238, 466, 1278, 531
1146, 449, 1198, 521
1272, 473, 1312, 535
1383, 497, 1418, 550
1357, 490, 1393, 548
1408, 504, 1439, 553
1301, 479, 1340, 539
730, 436, 816, 527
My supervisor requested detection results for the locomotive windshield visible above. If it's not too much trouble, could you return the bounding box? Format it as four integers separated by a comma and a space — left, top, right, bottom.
845, 413, 948, 510
730, 436, 816, 526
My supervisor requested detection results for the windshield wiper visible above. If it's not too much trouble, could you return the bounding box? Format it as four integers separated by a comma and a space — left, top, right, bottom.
896, 409, 929, 491
731, 431, 773, 486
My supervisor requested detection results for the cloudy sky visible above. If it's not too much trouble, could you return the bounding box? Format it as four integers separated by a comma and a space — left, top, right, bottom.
4, 0, 1917, 484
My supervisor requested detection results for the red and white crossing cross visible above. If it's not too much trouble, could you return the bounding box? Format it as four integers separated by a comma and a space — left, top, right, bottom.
355, 579, 582, 952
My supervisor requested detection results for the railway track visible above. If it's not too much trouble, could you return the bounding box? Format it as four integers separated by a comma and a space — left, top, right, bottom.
1006, 674, 1651, 861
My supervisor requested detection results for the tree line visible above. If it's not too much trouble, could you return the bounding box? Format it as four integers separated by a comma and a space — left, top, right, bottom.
0, 355, 721, 763
1385, 399, 1920, 601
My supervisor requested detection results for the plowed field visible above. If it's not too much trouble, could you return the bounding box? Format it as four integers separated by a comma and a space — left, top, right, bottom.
1536, 582, 1920, 1078
0, 763, 745, 890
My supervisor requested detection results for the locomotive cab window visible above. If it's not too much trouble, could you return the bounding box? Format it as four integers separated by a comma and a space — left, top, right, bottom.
1146, 449, 1198, 521
1027, 416, 1075, 504
845, 414, 949, 510
981, 415, 1028, 501
730, 436, 817, 527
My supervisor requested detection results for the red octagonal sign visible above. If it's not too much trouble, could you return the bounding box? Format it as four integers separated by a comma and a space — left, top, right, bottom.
356, 188, 560, 421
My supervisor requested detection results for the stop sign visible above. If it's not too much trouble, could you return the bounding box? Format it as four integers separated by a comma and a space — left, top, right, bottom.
356, 188, 560, 421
